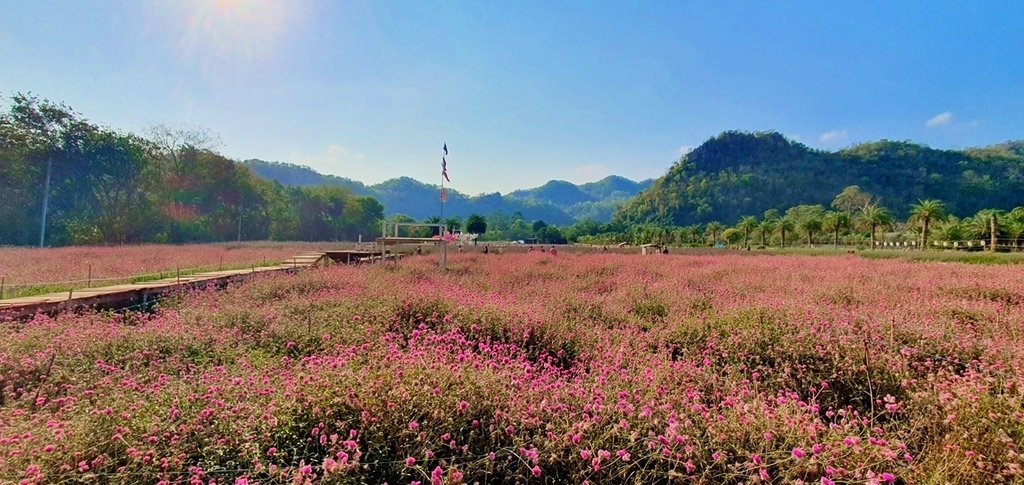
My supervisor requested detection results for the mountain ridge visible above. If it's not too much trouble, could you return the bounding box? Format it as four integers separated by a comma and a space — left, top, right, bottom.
242, 159, 651, 223
614, 131, 1024, 226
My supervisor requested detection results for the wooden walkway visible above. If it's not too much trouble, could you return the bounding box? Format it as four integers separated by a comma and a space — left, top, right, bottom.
0, 252, 329, 319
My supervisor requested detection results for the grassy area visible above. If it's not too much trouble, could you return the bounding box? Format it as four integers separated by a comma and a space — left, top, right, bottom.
743, 246, 1024, 264
0, 259, 285, 300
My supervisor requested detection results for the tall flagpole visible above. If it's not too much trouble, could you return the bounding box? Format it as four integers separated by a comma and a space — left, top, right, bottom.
440, 154, 444, 233
440, 143, 449, 270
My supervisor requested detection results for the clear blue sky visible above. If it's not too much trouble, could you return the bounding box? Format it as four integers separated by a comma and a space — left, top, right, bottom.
2, 0, 1022, 194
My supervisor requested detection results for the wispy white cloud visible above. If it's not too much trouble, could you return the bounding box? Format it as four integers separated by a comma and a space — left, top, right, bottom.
925, 111, 954, 128
678, 145, 695, 157
818, 129, 848, 145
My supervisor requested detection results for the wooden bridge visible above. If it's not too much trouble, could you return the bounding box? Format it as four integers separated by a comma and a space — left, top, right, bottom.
0, 250, 406, 319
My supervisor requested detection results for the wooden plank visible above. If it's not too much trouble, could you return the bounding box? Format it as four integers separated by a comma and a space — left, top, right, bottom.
0, 252, 328, 319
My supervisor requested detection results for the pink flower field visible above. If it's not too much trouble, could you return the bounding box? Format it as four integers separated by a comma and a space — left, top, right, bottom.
2, 252, 1023, 483
0, 242, 327, 288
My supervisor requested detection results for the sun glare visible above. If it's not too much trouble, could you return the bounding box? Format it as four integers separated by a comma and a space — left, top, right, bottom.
159, 0, 304, 65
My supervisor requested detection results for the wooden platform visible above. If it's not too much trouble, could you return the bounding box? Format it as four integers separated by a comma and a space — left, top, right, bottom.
376, 237, 447, 245
0, 252, 330, 319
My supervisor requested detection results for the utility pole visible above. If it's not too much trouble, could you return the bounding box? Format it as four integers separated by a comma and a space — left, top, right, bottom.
38, 156, 52, 247
237, 203, 243, 242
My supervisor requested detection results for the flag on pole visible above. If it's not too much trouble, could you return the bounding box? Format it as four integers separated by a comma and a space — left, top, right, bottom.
442, 156, 450, 182
443, 142, 448, 156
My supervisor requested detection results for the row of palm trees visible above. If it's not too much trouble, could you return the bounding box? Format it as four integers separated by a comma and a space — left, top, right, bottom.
656, 200, 1024, 250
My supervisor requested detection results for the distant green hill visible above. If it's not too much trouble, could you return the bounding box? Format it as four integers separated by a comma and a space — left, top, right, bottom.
504, 176, 653, 222
615, 131, 1024, 226
243, 160, 651, 223
242, 160, 370, 195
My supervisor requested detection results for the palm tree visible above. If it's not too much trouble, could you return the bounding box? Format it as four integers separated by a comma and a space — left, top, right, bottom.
858, 204, 891, 249
777, 217, 795, 248
465, 214, 487, 243
687, 224, 703, 245
705, 221, 724, 245
965, 209, 1003, 246
444, 216, 462, 233
1009, 207, 1024, 249
822, 212, 851, 248
758, 219, 776, 247
798, 216, 823, 247
737, 216, 758, 247
936, 217, 966, 244
909, 199, 947, 249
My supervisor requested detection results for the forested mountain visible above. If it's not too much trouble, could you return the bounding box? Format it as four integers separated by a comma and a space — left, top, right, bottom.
244, 160, 651, 223
0, 95, 383, 246
241, 159, 369, 195
615, 131, 1024, 226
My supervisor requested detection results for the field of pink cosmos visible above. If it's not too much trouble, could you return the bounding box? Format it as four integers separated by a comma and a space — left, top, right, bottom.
2, 252, 1023, 484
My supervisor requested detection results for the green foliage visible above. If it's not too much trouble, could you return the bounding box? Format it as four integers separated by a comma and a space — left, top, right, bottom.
444, 216, 462, 232
831, 185, 876, 214
615, 131, 1024, 226
464, 214, 487, 235
0, 94, 385, 246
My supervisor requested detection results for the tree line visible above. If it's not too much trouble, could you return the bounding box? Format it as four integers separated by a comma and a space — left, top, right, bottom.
616, 131, 1024, 227
0, 94, 383, 246
571, 185, 1024, 250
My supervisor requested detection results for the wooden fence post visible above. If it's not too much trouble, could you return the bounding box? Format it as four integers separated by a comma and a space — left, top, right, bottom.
991, 214, 998, 252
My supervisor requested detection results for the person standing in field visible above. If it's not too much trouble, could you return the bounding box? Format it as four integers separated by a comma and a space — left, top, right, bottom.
483, 245, 489, 254
550, 246, 558, 256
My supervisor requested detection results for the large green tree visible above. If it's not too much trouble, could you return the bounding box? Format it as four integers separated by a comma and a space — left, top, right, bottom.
465, 214, 487, 239
0, 94, 385, 246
